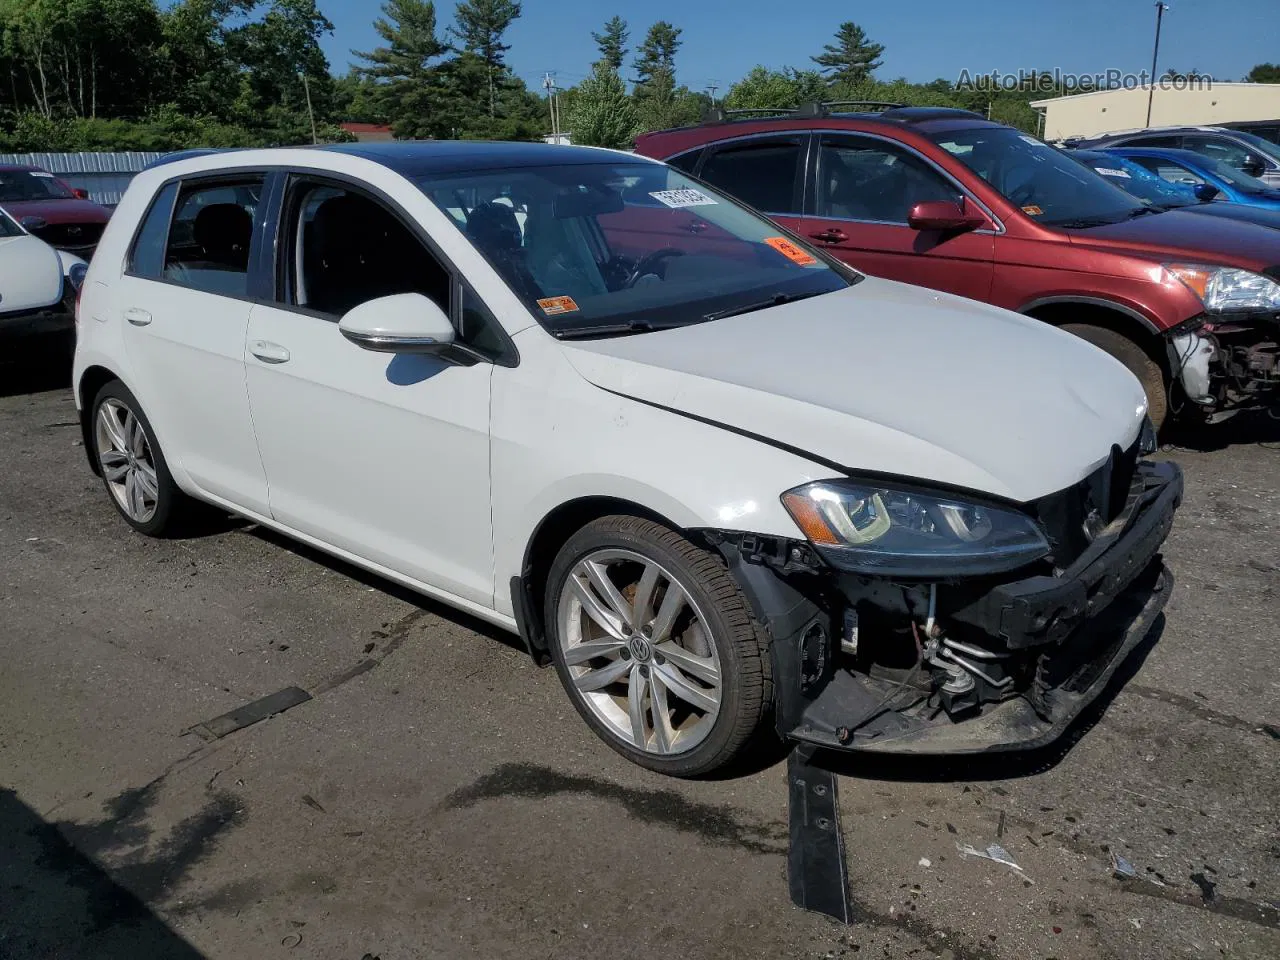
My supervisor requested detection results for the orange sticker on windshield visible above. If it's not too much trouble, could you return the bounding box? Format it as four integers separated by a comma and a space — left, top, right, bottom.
763, 236, 817, 266
537, 295, 579, 316
1021, 205, 1044, 216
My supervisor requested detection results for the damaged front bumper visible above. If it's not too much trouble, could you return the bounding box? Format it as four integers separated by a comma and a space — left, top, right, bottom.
1169, 319, 1279, 420
713, 459, 1182, 756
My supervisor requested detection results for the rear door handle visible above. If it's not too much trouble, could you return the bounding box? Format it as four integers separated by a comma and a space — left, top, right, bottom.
808, 228, 848, 244
250, 340, 291, 364
124, 307, 152, 326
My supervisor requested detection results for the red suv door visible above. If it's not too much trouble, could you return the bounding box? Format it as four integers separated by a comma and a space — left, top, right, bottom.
796, 133, 995, 302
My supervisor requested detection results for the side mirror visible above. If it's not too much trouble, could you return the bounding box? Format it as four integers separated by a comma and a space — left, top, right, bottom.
907, 199, 987, 232
1193, 183, 1221, 202
72, 188, 90, 200
339, 293, 457, 356
1241, 157, 1266, 178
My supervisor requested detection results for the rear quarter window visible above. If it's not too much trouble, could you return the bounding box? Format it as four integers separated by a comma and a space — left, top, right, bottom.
127, 182, 179, 277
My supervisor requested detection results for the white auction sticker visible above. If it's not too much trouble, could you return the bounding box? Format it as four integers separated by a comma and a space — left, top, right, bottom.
1019, 135, 1046, 147
1097, 168, 1131, 178
30, 171, 55, 178
649, 188, 718, 208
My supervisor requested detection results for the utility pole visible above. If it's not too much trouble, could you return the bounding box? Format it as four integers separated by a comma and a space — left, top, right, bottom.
301, 72, 318, 145
706, 82, 719, 107
543, 72, 560, 142
1146, 2, 1169, 127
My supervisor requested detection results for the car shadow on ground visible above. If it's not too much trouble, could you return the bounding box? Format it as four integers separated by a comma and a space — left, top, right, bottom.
241, 522, 529, 655
0, 337, 72, 399
1162, 409, 1280, 452
0, 786, 208, 960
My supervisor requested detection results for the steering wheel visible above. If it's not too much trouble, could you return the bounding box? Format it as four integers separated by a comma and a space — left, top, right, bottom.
626, 248, 685, 287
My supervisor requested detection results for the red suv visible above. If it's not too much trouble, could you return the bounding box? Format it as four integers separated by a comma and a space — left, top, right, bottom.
0, 164, 111, 259
635, 107, 1280, 429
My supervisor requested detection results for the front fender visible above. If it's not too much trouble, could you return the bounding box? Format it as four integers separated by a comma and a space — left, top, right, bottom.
490, 333, 831, 620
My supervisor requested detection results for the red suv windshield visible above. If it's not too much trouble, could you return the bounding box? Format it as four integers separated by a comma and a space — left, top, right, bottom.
929, 127, 1146, 227
0, 169, 75, 202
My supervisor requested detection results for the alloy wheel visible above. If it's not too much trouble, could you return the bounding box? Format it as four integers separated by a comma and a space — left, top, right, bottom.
557, 548, 722, 755
96, 398, 159, 523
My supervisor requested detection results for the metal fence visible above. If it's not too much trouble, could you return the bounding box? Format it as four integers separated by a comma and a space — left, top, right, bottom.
0, 151, 164, 206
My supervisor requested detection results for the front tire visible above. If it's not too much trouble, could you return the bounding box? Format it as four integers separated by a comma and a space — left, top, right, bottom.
545, 515, 771, 777
1061, 323, 1168, 431
90, 381, 192, 536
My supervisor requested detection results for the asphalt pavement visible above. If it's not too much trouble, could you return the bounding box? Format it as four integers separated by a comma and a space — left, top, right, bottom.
2, 348, 1277, 960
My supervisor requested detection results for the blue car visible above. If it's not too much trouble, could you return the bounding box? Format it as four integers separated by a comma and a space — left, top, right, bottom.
1068, 149, 1280, 232
1105, 147, 1280, 211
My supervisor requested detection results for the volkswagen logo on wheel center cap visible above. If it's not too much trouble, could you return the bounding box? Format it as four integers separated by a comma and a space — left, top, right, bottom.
627, 635, 652, 662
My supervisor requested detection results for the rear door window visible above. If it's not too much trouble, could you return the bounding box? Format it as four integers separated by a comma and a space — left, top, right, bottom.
162, 178, 264, 297
698, 137, 804, 214
1184, 136, 1253, 170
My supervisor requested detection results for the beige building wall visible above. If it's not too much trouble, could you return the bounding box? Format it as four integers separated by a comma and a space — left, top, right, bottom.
1032, 83, 1280, 140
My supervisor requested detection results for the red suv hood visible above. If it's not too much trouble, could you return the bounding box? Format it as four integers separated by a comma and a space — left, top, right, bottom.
0, 198, 110, 225
1066, 209, 1280, 272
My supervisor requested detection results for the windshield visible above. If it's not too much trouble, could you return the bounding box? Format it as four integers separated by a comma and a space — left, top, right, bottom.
1234, 130, 1280, 167
1072, 152, 1197, 207
0, 208, 23, 238
931, 127, 1145, 227
0, 169, 75, 202
1197, 156, 1275, 195
416, 162, 852, 336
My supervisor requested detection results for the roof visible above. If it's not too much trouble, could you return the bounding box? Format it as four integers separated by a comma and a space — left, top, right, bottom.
318, 140, 651, 175
0, 163, 42, 172
636, 105, 997, 147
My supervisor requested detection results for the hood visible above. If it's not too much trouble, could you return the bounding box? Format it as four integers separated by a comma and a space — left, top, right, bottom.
561, 278, 1146, 504
0, 198, 111, 225
1065, 209, 1280, 271
1183, 202, 1280, 232
0, 234, 64, 313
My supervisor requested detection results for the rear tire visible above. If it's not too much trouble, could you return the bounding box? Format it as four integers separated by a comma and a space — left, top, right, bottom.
1062, 323, 1168, 431
545, 515, 771, 778
90, 380, 195, 537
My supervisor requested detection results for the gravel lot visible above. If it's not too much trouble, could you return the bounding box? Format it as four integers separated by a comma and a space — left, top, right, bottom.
2, 347, 1278, 960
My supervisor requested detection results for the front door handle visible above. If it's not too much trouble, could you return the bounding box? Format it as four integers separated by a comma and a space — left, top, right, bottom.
808, 228, 848, 244
250, 340, 291, 364
124, 307, 152, 326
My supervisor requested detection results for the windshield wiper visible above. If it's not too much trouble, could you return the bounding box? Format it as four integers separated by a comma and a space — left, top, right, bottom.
551, 320, 689, 340
1126, 205, 1165, 218
702, 291, 820, 323
1045, 216, 1119, 229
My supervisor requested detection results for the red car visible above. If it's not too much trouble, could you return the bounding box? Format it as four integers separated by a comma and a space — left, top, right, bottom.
635, 107, 1280, 429
0, 164, 111, 259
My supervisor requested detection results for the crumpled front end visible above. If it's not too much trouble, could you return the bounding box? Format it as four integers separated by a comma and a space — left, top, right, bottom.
710, 451, 1182, 756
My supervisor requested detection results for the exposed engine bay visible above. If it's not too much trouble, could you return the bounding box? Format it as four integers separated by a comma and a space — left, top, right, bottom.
1171, 321, 1280, 422
708, 458, 1182, 755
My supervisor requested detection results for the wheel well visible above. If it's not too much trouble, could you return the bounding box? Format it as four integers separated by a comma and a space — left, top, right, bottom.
77, 365, 120, 475
516, 496, 673, 661
1023, 301, 1169, 375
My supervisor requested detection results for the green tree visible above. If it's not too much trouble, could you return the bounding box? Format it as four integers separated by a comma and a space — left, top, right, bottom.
354, 0, 449, 139
812, 21, 883, 86
723, 66, 825, 111
228, 0, 335, 140
568, 60, 635, 148
1245, 63, 1280, 83
632, 20, 680, 87
452, 0, 520, 117
332, 66, 387, 123
591, 15, 627, 71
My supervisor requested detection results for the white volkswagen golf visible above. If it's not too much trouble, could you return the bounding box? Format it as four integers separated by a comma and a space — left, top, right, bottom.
74, 142, 1181, 777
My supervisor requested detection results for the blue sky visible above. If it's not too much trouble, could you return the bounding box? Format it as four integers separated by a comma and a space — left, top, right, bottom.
316, 0, 1276, 92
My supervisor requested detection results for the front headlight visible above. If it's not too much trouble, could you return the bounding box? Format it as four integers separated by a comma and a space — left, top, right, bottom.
1165, 263, 1280, 313
781, 481, 1050, 578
